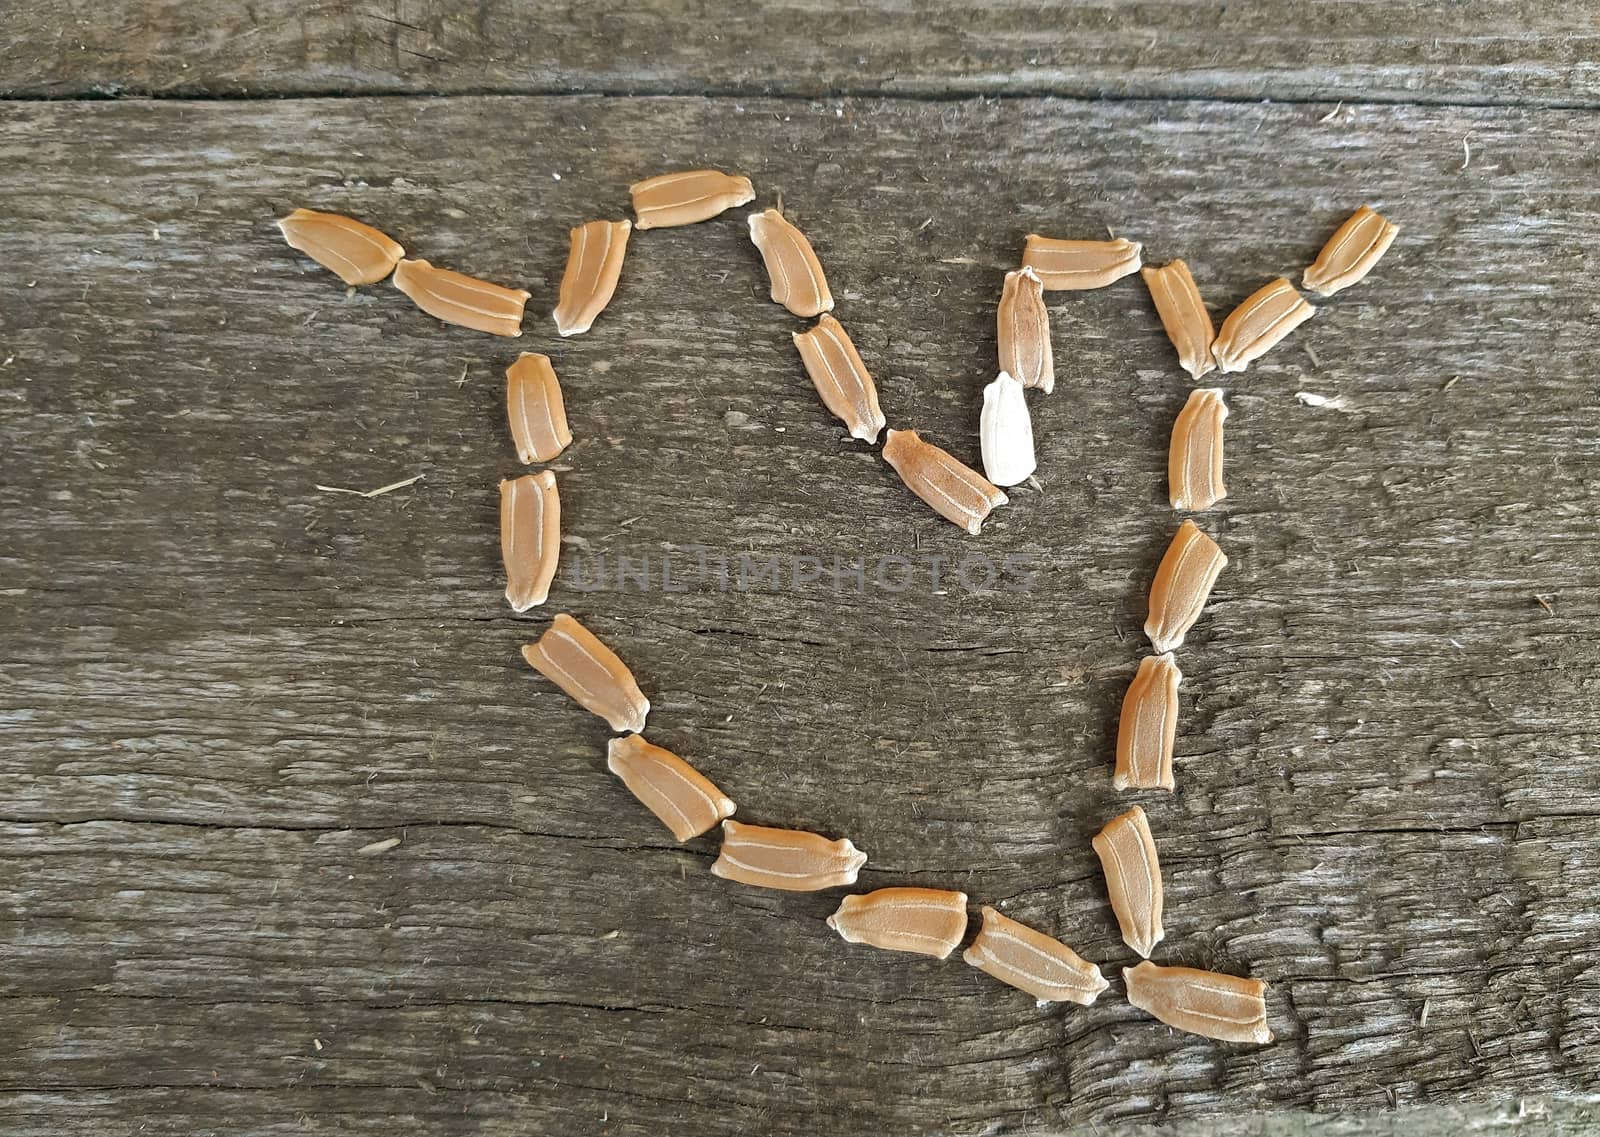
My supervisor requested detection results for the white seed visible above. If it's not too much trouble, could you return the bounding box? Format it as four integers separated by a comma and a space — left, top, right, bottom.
979, 372, 1036, 487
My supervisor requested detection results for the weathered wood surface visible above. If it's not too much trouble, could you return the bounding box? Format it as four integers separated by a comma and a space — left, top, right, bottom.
2, 94, 1599, 1135
3, 1, 1598, 106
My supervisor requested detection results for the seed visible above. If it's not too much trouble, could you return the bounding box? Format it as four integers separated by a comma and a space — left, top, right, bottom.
392, 258, 530, 338
1114, 652, 1182, 792
1123, 961, 1273, 1044
552, 220, 631, 337
997, 266, 1054, 393
791, 314, 886, 443
979, 372, 1036, 487
1303, 205, 1399, 296
963, 906, 1109, 1006
826, 888, 969, 959
1141, 259, 1216, 380
748, 208, 834, 318
1168, 388, 1228, 511
606, 734, 736, 842
1021, 234, 1143, 290
630, 169, 755, 230
521, 613, 650, 734
882, 428, 1008, 536
1145, 519, 1227, 653
711, 819, 866, 891
501, 472, 560, 613
506, 353, 572, 464
1211, 278, 1313, 373
276, 208, 405, 286
1092, 805, 1164, 958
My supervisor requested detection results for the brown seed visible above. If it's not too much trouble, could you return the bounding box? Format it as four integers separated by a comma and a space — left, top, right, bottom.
630, 169, 756, 230
1021, 234, 1143, 290
1145, 519, 1228, 653
392, 258, 530, 338
791, 314, 886, 443
552, 219, 631, 337
748, 208, 834, 318
501, 472, 560, 613
506, 353, 572, 464
1092, 805, 1164, 958
276, 207, 405, 286
1168, 388, 1228, 512
711, 819, 866, 891
996, 266, 1054, 393
1123, 961, 1273, 1044
826, 888, 969, 959
521, 613, 650, 734
1113, 653, 1182, 792
606, 734, 736, 842
1303, 205, 1399, 297
1142, 259, 1216, 380
882, 428, 1008, 536
963, 906, 1109, 1006
1211, 278, 1313, 373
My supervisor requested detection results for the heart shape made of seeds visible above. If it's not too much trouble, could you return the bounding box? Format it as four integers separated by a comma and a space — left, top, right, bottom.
278, 177, 1395, 1047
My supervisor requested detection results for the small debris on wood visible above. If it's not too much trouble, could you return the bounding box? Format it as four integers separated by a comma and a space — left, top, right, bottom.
1534, 595, 1556, 616
1461, 137, 1472, 170
1420, 997, 1431, 1027
357, 837, 401, 856
1441, 375, 1460, 391
315, 474, 425, 499
1318, 101, 1345, 123
1295, 391, 1350, 412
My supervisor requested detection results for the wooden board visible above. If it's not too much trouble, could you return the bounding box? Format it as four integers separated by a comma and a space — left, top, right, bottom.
3, 1, 1597, 106
2, 94, 1599, 1134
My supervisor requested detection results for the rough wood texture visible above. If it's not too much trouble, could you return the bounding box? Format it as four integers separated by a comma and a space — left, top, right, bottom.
3, 1, 1598, 106
3, 94, 1600, 1135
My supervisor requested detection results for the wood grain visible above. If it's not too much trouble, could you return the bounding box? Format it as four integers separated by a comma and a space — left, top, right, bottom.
2, 1, 1597, 106
2, 94, 1599, 1134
